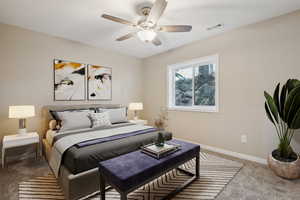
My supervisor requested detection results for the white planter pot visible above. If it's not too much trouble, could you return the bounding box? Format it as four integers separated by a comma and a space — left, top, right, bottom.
268, 152, 300, 179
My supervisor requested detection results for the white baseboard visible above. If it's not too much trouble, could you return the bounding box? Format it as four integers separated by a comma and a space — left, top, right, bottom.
175, 137, 267, 165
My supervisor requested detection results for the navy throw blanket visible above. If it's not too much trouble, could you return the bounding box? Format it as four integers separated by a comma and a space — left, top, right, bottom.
75, 128, 158, 148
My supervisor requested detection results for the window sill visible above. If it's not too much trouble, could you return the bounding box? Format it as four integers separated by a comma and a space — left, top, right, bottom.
167, 106, 218, 113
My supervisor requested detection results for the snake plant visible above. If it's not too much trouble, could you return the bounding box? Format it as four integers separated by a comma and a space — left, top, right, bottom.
264, 79, 300, 160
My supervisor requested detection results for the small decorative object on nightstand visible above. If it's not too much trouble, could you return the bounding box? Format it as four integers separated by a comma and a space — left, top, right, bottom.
128, 102, 143, 120
9, 105, 35, 135
129, 119, 148, 126
2, 132, 39, 168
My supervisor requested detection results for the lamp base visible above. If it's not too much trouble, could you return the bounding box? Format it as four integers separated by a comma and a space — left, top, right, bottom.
18, 118, 27, 135
18, 128, 27, 135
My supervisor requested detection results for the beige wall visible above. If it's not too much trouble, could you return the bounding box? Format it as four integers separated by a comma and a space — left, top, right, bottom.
0, 23, 143, 140
1, 10, 300, 162
142, 11, 300, 159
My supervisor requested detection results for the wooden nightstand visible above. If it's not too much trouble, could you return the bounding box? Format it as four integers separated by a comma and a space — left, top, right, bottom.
2, 132, 39, 168
129, 119, 148, 126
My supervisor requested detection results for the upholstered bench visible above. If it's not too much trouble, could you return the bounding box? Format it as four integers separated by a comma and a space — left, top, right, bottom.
98, 139, 200, 200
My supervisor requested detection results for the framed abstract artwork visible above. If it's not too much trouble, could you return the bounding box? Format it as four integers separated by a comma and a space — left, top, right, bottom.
87, 64, 112, 100
53, 59, 86, 101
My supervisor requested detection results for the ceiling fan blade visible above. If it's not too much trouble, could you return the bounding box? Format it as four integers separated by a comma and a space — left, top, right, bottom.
152, 37, 162, 46
147, 0, 168, 25
102, 14, 136, 26
159, 25, 192, 32
116, 32, 136, 41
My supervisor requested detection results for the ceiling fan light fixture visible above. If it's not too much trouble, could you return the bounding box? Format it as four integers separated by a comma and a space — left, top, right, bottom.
137, 29, 157, 42
102, 0, 191, 46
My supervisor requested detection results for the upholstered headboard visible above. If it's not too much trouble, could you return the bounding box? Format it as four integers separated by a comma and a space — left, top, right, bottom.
41, 104, 124, 138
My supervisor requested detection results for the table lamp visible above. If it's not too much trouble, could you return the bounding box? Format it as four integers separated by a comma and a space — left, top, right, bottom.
9, 105, 35, 135
128, 103, 143, 120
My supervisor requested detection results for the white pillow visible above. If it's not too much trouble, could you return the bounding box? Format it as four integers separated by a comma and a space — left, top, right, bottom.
57, 110, 93, 132
88, 112, 112, 128
98, 108, 127, 124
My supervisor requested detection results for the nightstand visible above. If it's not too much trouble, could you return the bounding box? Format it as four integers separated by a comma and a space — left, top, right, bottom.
2, 132, 39, 168
129, 119, 148, 126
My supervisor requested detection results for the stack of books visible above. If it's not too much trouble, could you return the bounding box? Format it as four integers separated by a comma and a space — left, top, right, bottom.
141, 142, 181, 159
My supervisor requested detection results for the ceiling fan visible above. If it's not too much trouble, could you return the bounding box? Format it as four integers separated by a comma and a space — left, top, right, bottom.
101, 0, 192, 46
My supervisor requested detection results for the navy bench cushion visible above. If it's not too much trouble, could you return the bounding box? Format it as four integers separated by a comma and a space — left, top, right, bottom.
98, 139, 200, 191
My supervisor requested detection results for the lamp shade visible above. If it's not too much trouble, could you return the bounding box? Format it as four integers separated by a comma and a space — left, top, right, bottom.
9, 105, 35, 119
128, 103, 143, 111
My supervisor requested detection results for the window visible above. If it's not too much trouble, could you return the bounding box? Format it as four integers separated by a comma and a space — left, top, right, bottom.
167, 55, 219, 112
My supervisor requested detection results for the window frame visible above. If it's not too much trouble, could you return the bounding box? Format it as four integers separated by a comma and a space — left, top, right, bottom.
167, 54, 219, 112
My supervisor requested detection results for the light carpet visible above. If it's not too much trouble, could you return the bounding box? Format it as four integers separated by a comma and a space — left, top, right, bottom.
19, 152, 242, 200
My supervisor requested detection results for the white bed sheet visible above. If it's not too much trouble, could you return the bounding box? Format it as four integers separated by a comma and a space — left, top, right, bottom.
46, 122, 134, 146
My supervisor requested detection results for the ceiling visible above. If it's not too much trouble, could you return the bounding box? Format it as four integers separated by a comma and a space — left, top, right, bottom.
0, 0, 300, 58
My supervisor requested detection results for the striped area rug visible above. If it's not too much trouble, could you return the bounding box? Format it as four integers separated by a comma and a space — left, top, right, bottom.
19, 152, 242, 200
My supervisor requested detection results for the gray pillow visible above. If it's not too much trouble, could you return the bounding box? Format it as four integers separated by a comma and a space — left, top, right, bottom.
57, 110, 93, 132
50, 108, 95, 121
97, 107, 127, 124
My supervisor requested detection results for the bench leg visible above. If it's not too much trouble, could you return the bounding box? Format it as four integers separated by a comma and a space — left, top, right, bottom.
120, 193, 127, 200
99, 173, 106, 200
196, 154, 200, 178
162, 155, 199, 200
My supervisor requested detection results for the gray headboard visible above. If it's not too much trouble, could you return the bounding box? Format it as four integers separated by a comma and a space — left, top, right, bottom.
41, 104, 124, 137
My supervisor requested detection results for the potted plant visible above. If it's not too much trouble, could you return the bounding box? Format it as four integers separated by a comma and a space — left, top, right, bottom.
264, 79, 300, 179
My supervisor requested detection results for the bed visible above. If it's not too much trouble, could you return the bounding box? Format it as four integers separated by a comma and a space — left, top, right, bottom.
41, 104, 172, 200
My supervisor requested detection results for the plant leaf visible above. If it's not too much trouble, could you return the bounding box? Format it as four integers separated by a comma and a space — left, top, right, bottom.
284, 86, 300, 127
273, 83, 281, 118
286, 79, 292, 93
265, 102, 275, 124
264, 91, 279, 123
291, 108, 300, 129
280, 84, 287, 122
286, 79, 300, 93
286, 89, 300, 128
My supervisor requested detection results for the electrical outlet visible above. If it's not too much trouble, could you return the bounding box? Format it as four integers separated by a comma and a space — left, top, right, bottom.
241, 135, 247, 144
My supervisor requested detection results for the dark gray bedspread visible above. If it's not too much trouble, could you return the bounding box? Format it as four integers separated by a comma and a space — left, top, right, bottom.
62, 131, 172, 174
